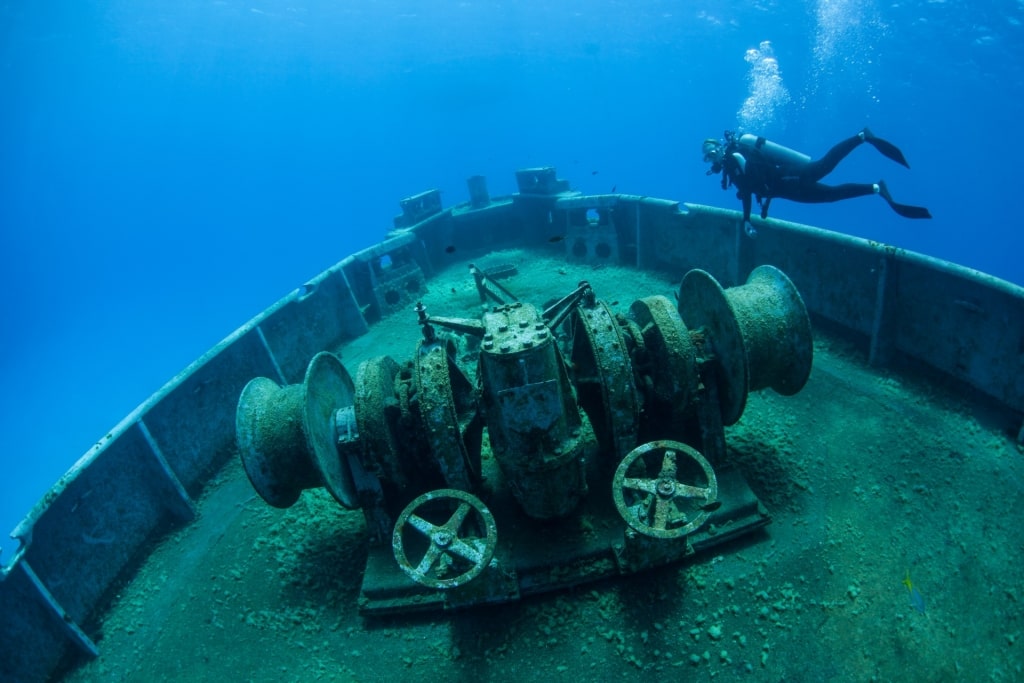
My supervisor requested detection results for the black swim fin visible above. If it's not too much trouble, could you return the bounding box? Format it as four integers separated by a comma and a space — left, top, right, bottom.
862, 127, 911, 169
878, 180, 932, 219
889, 202, 932, 219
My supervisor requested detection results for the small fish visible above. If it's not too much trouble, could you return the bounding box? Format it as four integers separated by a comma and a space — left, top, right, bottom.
548, 235, 566, 243
444, 245, 457, 254
611, 185, 617, 193
591, 170, 599, 175
903, 569, 926, 614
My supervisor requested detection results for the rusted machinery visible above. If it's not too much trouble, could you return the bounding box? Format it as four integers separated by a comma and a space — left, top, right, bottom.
235, 265, 812, 614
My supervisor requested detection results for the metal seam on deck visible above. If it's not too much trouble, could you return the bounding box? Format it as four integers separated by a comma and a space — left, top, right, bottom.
869, 254, 893, 366
20, 559, 99, 658
138, 420, 197, 522
256, 325, 288, 385
337, 264, 370, 335
634, 202, 641, 270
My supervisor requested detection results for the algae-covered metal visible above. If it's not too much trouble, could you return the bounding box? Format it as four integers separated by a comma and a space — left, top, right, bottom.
228, 238, 812, 613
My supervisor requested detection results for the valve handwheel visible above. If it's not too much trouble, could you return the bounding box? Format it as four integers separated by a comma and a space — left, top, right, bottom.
392, 489, 497, 589
613, 440, 718, 539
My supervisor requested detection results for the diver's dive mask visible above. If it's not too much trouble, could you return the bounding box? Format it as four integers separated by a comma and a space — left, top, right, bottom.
703, 138, 724, 173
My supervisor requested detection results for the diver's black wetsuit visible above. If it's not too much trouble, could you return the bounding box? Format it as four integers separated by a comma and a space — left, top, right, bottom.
715, 130, 931, 225
723, 134, 873, 223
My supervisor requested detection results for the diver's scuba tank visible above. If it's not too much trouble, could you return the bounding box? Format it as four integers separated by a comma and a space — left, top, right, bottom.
737, 134, 811, 166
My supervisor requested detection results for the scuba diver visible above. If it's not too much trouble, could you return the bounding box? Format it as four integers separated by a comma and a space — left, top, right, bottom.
703, 128, 932, 236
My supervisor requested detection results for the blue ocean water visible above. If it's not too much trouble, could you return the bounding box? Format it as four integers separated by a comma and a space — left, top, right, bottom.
0, 0, 1021, 561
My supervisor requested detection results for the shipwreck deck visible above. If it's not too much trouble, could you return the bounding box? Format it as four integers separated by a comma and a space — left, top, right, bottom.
58, 251, 1024, 682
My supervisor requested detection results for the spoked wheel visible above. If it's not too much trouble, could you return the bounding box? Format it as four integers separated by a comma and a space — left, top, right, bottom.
392, 489, 497, 589
612, 440, 718, 539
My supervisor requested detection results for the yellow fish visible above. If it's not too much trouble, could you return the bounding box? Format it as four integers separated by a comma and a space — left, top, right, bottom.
903, 569, 926, 613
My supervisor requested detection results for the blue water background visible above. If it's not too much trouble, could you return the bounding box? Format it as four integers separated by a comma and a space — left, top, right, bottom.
1, 0, 1021, 560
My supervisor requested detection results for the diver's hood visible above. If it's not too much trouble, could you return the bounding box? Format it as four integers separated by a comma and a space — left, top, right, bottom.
702, 138, 723, 162
703, 138, 725, 173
